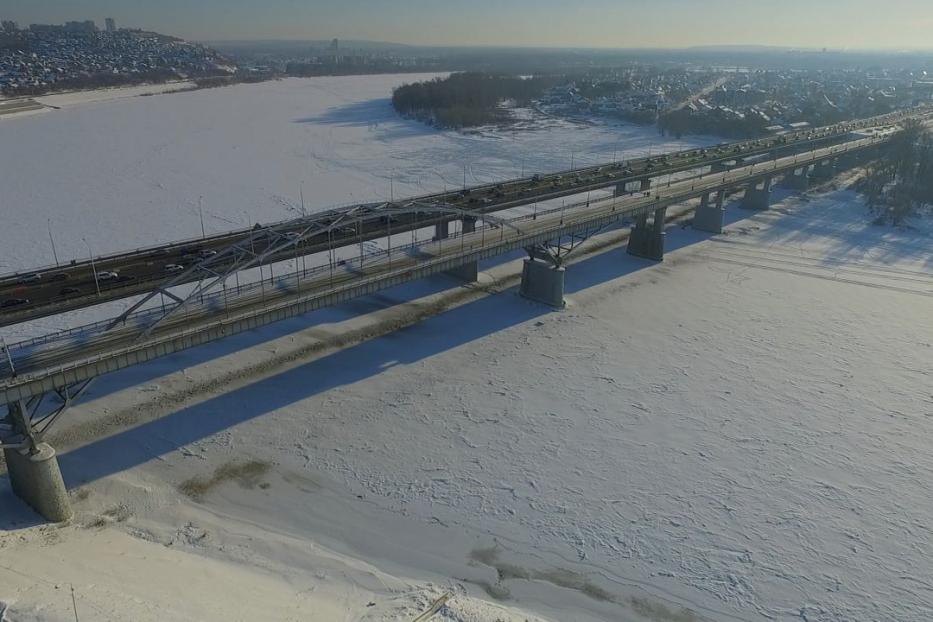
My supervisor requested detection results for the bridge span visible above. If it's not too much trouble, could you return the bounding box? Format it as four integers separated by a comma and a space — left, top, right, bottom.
0, 120, 909, 521
0, 107, 923, 327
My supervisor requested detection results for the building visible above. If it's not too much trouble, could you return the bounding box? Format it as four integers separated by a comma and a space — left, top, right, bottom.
64, 20, 97, 33
105, 17, 116, 32
1, 20, 17, 32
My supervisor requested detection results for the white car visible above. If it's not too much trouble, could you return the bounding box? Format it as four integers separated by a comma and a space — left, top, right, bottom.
96, 271, 119, 281
164, 264, 185, 273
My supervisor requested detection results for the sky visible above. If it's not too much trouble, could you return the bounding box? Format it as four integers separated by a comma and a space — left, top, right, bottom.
4, 0, 933, 50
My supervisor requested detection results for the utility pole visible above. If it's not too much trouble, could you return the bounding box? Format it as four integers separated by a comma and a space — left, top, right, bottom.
47, 218, 59, 266
198, 196, 206, 239
84, 238, 101, 297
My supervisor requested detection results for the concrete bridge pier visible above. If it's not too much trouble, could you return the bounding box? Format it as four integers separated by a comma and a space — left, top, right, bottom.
835, 150, 862, 171
434, 220, 449, 241
741, 177, 772, 210
811, 159, 836, 181
627, 208, 666, 261
693, 189, 726, 234
783, 167, 810, 191
4, 443, 72, 522
3, 402, 72, 522
445, 216, 478, 282
519, 256, 566, 308
639, 178, 652, 193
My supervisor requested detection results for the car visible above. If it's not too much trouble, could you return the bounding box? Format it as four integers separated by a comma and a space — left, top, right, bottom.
16, 274, 41, 285
284, 232, 301, 241
96, 271, 119, 281
49, 272, 69, 282
60, 287, 82, 295
163, 264, 184, 273
1, 298, 29, 308
116, 275, 137, 283
531, 174, 542, 182
197, 249, 218, 258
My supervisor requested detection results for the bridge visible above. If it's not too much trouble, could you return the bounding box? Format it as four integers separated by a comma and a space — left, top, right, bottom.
0, 109, 923, 521
0, 107, 920, 327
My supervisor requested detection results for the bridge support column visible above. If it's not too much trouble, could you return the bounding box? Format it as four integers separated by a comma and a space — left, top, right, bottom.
4, 443, 72, 522
627, 208, 666, 261
741, 177, 772, 210
693, 191, 725, 234
2, 401, 72, 522
836, 151, 861, 171
783, 167, 809, 191
639, 178, 652, 193
434, 220, 449, 241
519, 258, 565, 308
445, 216, 478, 282
811, 159, 835, 181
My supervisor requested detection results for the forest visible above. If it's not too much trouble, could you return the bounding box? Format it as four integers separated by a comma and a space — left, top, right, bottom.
392, 72, 557, 129
860, 119, 933, 225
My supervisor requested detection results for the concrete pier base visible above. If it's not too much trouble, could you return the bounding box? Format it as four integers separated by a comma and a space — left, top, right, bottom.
444, 216, 478, 282
835, 152, 861, 171
519, 259, 565, 307
627, 210, 665, 261
783, 168, 809, 191
693, 193, 725, 234
4, 443, 72, 522
811, 160, 835, 181
741, 180, 772, 210
434, 221, 449, 241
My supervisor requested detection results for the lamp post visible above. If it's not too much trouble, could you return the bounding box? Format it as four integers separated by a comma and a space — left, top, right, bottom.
84, 238, 101, 297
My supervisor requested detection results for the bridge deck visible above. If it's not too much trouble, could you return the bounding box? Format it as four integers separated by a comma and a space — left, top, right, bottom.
0, 135, 886, 406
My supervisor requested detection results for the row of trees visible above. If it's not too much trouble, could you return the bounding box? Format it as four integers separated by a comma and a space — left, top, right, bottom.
860, 119, 933, 225
658, 108, 770, 139
392, 72, 558, 129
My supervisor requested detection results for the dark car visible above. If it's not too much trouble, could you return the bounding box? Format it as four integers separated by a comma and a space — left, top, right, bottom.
49, 272, 69, 282
1, 298, 29, 308
60, 287, 82, 295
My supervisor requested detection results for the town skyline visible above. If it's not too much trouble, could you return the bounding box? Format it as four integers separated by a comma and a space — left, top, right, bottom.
4, 0, 933, 51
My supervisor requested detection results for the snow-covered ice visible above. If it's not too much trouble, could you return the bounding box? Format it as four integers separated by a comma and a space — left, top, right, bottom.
2, 75, 932, 621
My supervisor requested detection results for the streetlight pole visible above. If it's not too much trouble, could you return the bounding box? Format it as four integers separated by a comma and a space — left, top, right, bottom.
84, 238, 101, 297
198, 196, 206, 239
47, 218, 59, 266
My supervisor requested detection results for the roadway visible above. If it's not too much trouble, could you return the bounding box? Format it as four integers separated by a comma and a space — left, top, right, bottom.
0, 132, 890, 405
0, 106, 923, 327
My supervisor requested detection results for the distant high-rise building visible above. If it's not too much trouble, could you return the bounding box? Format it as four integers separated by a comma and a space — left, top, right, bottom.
331, 38, 339, 64
105, 17, 116, 32
1, 20, 17, 32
